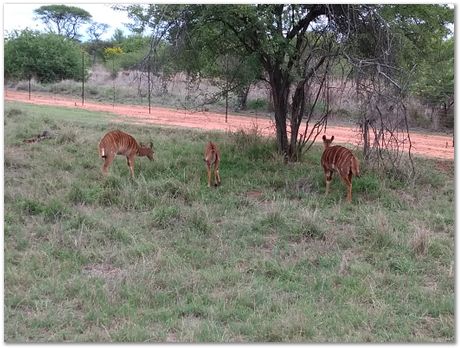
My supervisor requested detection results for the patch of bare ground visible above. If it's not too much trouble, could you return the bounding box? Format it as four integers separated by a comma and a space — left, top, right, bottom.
245, 190, 275, 210
164, 332, 179, 343
82, 263, 125, 281
258, 234, 278, 257
179, 315, 204, 340
246, 190, 263, 200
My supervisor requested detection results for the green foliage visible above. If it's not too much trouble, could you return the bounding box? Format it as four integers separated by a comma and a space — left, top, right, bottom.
4, 30, 88, 83
111, 28, 126, 44
380, 4, 454, 107
247, 99, 268, 111
116, 36, 151, 70
412, 38, 453, 105
101, 36, 153, 72
125, 5, 263, 105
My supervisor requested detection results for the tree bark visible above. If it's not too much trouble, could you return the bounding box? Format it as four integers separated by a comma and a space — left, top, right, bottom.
288, 81, 307, 161
431, 106, 440, 131
237, 85, 250, 110
269, 68, 290, 161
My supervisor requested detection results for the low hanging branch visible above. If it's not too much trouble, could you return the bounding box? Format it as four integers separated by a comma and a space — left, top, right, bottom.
350, 59, 416, 179
296, 49, 340, 157
336, 5, 417, 179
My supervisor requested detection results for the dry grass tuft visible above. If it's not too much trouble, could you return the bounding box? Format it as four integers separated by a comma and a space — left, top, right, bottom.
411, 227, 430, 256
82, 263, 125, 281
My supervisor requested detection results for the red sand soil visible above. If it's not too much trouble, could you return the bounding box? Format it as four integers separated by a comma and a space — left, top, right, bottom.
5, 90, 454, 160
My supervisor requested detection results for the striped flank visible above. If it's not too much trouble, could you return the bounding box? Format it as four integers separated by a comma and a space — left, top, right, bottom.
98, 130, 154, 177
321, 135, 360, 202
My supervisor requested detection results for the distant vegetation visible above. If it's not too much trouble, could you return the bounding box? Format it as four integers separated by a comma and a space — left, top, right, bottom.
4, 5, 453, 137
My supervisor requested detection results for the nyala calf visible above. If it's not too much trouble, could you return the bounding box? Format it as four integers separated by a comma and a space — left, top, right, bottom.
98, 130, 154, 177
204, 141, 221, 187
321, 135, 360, 203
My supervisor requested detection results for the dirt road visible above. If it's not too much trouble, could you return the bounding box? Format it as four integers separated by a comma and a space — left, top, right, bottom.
5, 90, 454, 160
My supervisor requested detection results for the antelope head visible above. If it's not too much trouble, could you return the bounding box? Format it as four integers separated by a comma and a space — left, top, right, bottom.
322, 135, 335, 149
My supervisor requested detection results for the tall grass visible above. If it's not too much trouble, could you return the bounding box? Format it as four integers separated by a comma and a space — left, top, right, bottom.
4, 101, 454, 342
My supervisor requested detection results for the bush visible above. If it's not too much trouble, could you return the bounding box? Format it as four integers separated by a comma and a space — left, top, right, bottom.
5, 30, 89, 83
247, 98, 268, 111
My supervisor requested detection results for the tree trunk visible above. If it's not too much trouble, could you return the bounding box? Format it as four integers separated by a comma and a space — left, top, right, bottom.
237, 85, 250, 110
269, 69, 290, 162
362, 118, 370, 160
431, 106, 440, 131
288, 81, 306, 161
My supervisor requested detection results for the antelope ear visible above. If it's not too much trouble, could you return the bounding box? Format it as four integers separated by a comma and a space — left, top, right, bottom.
331, 136, 334, 142
322, 135, 326, 141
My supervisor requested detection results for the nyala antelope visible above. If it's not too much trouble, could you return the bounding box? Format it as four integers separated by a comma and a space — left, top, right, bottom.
98, 130, 154, 177
204, 141, 221, 187
321, 135, 360, 203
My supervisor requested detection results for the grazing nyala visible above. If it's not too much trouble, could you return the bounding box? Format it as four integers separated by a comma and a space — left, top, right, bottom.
98, 130, 154, 177
321, 135, 360, 203
204, 141, 221, 187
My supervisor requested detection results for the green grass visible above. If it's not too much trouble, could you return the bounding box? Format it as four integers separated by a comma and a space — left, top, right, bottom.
4, 101, 454, 343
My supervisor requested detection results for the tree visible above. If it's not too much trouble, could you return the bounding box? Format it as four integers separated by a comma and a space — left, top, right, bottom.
124, 5, 394, 161
86, 22, 110, 64
34, 4, 92, 40
4, 30, 87, 87
414, 37, 454, 129
176, 19, 263, 112
379, 4, 454, 130
87, 22, 109, 42
163, 14, 262, 115
122, 5, 453, 162
111, 29, 126, 44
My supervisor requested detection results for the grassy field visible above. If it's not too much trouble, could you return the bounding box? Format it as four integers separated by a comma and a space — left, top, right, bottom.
4, 101, 454, 342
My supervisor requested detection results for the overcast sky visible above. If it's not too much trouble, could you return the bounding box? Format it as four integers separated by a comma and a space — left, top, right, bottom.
3, 3, 133, 41
3, 2, 456, 41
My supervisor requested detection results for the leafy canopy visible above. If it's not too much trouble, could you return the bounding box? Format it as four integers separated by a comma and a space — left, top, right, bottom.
34, 4, 92, 40
4, 30, 87, 83
378, 5, 453, 100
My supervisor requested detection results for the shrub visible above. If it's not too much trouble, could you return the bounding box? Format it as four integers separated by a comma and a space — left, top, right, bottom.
247, 98, 268, 111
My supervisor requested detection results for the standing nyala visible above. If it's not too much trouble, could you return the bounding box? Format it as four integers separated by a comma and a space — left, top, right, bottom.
321, 135, 360, 202
98, 130, 154, 177
204, 141, 221, 187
